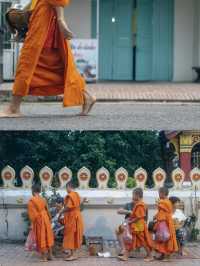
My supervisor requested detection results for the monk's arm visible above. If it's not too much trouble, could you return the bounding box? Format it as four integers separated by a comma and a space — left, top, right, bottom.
117, 208, 132, 216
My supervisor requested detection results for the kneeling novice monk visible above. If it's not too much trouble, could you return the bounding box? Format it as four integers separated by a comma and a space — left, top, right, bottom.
61, 182, 84, 261
118, 188, 153, 262
154, 187, 178, 261
28, 184, 54, 261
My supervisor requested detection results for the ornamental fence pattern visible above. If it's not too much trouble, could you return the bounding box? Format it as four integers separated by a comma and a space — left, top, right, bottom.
1, 165, 200, 190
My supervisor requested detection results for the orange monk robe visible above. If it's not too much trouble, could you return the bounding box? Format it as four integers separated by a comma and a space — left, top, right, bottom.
63, 191, 84, 250
28, 195, 54, 252
126, 200, 152, 251
154, 199, 178, 255
13, 0, 85, 107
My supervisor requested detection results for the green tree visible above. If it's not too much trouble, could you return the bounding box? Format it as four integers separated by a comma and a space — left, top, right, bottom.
0, 131, 164, 187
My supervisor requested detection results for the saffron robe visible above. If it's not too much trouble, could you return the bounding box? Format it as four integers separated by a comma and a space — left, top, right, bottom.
154, 199, 178, 255
13, 0, 85, 107
28, 195, 54, 252
126, 200, 152, 251
63, 191, 84, 250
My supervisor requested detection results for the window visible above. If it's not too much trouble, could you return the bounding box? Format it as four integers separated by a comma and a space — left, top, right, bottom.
192, 143, 200, 168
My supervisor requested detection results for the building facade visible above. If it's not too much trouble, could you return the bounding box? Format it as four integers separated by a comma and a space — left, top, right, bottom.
0, 0, 200, 82
166, 131, 200, 180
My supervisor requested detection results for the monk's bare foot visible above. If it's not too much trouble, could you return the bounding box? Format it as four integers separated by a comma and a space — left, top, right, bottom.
58, 19, 74, 40
154, 254, 164, 260
80, 95, 96, 116
117, 255, 128, 261
0, 107, 23, 118
64, 255, 78, 261
40, 257, 48, 262
162, 255, 171, 262
47, 255, 54, 261
144, 256, 154, 262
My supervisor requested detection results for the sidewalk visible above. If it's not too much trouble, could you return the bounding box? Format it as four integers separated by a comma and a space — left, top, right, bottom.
1, 82, 200, 102
0, 243, 200, 266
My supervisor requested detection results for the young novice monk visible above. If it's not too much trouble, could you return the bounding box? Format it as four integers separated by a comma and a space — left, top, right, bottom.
60, 182, 84, 261
28, 184, 54, 261
118, 188, 153, 262
154, 187, 178, 261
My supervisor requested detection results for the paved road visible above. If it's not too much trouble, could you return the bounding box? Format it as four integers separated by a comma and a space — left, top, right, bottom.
1, 243, 200, 266
0, 102, 200, 130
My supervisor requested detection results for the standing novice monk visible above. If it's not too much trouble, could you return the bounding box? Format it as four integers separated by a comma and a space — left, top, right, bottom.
118, 188, 153, 262
0, 0, 96, 117
61, 182, 84, 261
28, 184, 54, 261
154, 187, 178, 261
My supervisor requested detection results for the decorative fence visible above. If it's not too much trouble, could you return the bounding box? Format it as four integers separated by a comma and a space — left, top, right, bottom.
1, 165, 200, 190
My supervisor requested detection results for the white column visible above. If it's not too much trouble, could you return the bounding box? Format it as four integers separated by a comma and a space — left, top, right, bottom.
173, 0, 195, 81
96, 0, 100, 80
193, 0, 200, 67
198, 1, 200, 65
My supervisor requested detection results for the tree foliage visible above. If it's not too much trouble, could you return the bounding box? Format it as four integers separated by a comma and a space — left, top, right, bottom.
0, 131, 164, 187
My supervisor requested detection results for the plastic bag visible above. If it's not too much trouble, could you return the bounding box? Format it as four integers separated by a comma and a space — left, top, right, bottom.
155, 221, 170, 243
25, 229, 37, 251
122, 222, 133, 243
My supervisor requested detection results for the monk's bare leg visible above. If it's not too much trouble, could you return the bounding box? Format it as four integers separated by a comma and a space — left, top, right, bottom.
80, 90, 96, 116
144, 247, 154, 262
40, 252, 48, 262
115, 230, 125, 255
117, 233, 129, 261
47, 248, 54, 260
0, 95, 23, 117
55, 7, 74, 40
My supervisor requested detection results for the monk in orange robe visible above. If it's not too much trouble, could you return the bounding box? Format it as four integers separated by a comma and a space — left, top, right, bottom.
154, 187, 178, 260
28, 184, 54, 261
118, 188, 153, 262
0, 0, 96, 117
60, 182, 84, 261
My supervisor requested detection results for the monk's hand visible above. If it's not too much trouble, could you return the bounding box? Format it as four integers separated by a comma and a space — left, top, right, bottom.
83, 197, 89, 204
57, 19, 74, 40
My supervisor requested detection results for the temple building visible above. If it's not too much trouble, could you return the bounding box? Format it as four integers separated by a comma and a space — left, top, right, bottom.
165, 131, 200, 180
0, 0, 200, 81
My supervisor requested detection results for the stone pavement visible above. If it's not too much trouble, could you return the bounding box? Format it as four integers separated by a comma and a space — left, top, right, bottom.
0, 102, 200, 130
1, 243, 200, 266
1, 82, 200, 102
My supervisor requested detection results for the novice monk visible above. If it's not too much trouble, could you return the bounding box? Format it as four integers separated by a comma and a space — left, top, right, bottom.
154, 187, 178, 261
0, 0, 96, 117
28, 184, 54, 261
61, 182, 84, 261
118, 188, 153, 262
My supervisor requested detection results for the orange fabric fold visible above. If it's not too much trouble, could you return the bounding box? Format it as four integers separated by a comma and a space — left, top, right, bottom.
13, 0, 85, 107
126, 201, 152, 251
154, 199, 178, 255
63, 191, 84, 250
28, 195, 54, 252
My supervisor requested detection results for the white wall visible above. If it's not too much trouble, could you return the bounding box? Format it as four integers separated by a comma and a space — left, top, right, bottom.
173, 0, 196, 81
64, 0, 92, 39
1, 189, 200, 241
